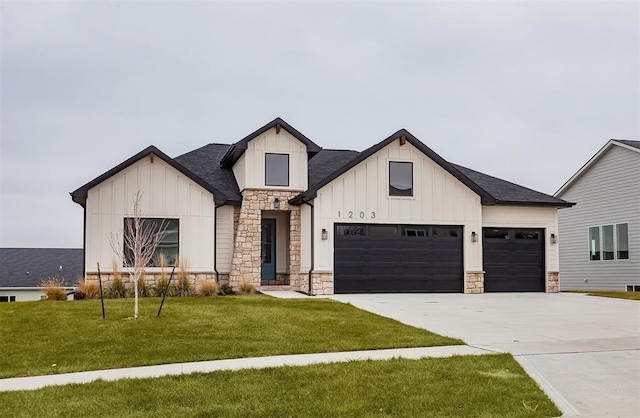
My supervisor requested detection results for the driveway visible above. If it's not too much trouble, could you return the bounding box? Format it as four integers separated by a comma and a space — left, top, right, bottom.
330, 293, 640, 417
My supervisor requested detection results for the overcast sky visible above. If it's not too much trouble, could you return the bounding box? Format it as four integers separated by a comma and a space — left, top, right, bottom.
1, 0, 638, 248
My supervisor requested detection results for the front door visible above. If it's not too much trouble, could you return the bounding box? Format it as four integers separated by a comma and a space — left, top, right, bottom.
261, 219, 276, 281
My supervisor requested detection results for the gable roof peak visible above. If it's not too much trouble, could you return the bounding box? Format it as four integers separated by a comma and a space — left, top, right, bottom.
219, 117, 321, 168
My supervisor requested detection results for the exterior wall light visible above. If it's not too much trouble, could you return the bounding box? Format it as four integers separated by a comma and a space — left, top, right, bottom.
550, 233, 557, 244
274, 197, 280, 209
321, 228, 328, 240
471, 231, 478, 242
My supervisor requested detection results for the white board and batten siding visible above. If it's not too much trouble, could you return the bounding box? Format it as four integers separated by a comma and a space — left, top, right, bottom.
312, 140, 483, 274
233, 127, 308, 191
482, 206, 560, 274
85, 155, 227, 273
557, 145, 640, 290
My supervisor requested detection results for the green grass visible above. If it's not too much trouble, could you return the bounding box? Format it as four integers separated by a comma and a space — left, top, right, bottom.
0, 296, 462, 378
586, 291, 640, 301
0, 354, 561, 418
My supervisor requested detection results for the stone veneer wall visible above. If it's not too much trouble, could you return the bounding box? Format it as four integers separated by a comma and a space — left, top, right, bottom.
229, 189, 302, 290
465, 271, 484, 294
85, 271, 216, 291
547, 271, 559, 293
310, 272, 333, 295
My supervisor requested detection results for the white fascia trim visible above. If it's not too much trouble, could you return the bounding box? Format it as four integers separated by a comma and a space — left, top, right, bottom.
554, 140, 639, 197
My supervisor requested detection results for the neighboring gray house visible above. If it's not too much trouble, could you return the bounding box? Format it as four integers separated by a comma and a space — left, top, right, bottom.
555, 139, 640, 291
0, 248, 82, 301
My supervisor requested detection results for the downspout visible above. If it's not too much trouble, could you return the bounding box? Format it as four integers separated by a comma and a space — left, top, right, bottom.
213, 203, 224, 284
303, 201, 314, 296
82, 205, 87, 280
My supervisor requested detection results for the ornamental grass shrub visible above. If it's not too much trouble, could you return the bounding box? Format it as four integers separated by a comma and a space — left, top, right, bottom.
238, 281, 255, 295
197, 279, 219, 296
40, 278, 67, 301
74, 280, 100, 300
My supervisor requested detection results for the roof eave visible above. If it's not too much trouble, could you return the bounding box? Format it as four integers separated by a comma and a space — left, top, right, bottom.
491, 199, 576, 208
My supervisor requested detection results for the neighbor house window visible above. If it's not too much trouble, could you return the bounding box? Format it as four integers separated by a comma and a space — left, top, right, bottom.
265, 153, 289, 186
589, 223, 629, 261
124, 218, 179, 267
589, 226, 600, 261
0, 296, 16, 302
616, 223, 629, 260
602, 225, 614, 260
389, 161, 413, 196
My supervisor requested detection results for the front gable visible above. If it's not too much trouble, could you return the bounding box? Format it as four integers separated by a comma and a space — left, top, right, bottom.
312, 136, 483, 224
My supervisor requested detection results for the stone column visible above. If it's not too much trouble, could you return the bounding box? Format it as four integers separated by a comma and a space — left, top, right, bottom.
547, 271, 559, 293
465, 271, 484, 294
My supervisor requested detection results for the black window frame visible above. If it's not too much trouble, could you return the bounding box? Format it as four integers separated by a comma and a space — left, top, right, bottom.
123, 218, 180, 267
265, 153, 290, 187
389, 161, 413, 197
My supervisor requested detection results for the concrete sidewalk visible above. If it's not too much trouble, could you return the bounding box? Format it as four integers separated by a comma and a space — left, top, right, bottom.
0, 345, 490, 392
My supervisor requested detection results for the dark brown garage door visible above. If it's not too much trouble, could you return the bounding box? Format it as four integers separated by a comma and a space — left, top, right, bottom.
334, 224, 463, 293
483, 228, 545, 292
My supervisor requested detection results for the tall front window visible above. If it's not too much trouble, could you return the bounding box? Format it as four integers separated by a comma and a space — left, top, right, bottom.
265, 153, 289, 186
124, 218, 179, 267
589, 226, 600, 261
389, 161, 413, 196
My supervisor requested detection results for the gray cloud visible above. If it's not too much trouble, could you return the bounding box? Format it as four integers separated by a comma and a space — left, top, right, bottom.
1, 1, 638, 247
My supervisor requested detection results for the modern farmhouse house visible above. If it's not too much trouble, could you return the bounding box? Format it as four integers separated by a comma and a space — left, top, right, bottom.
71, 118, 572, 295
555, 139, 639, 291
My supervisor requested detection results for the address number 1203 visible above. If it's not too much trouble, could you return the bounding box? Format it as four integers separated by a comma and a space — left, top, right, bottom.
337, 211, 376, 219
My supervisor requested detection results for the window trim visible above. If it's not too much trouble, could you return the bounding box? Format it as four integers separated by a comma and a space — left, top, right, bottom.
588, 223, 630, 262
388, 161, 413, 197
265, 153, 290, 187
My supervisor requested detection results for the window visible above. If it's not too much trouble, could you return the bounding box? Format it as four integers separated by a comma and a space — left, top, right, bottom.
626, 285, 640, 292
369, 226, 398, 237
602, 225, 614, 260
432, 227, 459, 238
589, 226, 600, 261
336, 225, 366, 236
403, 227, 428, 237
617, 223, 629, 260
0, 296, 16, 302
484, 229, 509, 240
516, 231, 541, 240
389, 162, 413, 196
265, 153, 289, 186
124, 218, 179, 267
589, 223, 629, 261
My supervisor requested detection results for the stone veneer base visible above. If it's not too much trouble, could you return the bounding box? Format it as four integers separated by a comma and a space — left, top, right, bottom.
465, 271, 484, 294
547, 271, 559, 293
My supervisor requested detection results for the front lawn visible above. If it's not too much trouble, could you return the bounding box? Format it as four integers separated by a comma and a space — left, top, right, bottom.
0, 296, 462, 378
0, 354, 561, 417
587, 291, 640, 301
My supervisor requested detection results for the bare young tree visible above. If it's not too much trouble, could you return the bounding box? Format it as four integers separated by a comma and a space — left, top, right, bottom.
109, 190, 167, 319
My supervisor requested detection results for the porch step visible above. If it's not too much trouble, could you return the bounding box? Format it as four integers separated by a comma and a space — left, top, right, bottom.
257, 285, 292, 291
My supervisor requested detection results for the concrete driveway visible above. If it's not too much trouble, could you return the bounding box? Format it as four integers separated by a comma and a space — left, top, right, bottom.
329, 293, 640, 417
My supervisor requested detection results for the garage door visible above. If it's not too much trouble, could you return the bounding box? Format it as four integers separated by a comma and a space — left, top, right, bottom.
483, 228, 545, 292
334, 224, 463, 293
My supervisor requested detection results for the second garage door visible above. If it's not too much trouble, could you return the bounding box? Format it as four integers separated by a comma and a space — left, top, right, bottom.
483, 228, 545, 292
334, 224, 463, 293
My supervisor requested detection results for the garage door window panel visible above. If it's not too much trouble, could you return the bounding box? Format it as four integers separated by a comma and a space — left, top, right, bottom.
389, 162, 413, 196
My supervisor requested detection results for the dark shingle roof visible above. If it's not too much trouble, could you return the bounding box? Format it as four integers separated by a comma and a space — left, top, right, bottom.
0, 248, 83, 287
308, 149, 361, 188
452, 164, 572, 207
615, 139, 640, 150
174, 144, 242, 204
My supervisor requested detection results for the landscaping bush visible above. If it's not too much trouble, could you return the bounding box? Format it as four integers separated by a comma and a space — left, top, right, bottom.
238, 281, 255, 295
175, 260, 193, 296
197, 279, 219, 296
219, 283, 235, 295
107, 276, 127, 298
135, 277, 152, 298
40, 278, 67, 301
74, 280, 100, 300
152, 276, 171, 297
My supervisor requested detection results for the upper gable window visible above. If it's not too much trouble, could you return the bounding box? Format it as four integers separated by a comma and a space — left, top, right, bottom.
389, 161, 413, 196
265, 153, 289, 186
